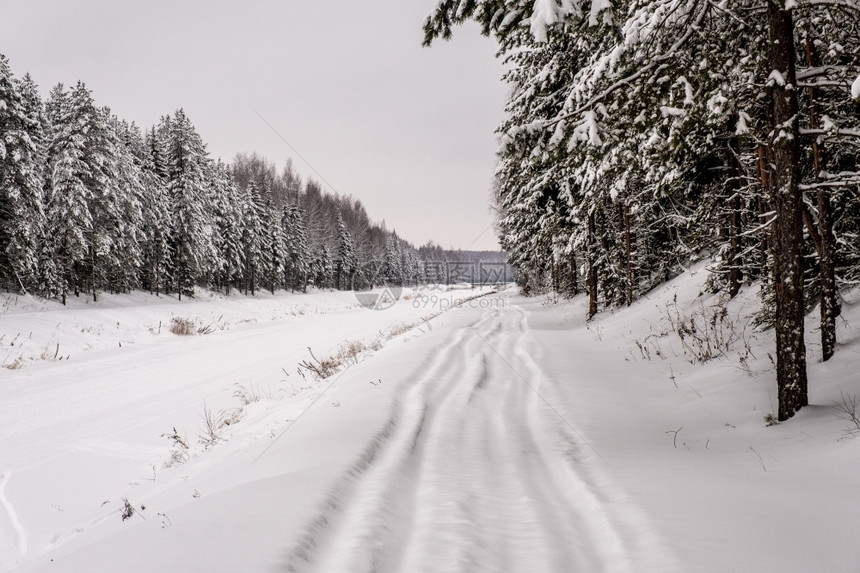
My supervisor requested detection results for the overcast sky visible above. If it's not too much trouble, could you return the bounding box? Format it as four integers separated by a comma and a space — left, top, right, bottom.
0, 1, 507, 250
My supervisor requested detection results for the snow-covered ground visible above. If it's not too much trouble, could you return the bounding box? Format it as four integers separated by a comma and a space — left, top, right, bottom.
1, 269, 859, 572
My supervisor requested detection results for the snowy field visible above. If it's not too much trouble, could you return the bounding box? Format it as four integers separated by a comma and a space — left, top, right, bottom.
1, 269, 859, 572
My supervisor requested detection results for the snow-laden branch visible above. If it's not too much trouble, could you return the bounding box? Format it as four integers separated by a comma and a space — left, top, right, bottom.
796, 65, 849, 80
797, 80, 851, 88
541, 0, 710, 131
800, 127, 860, 138
800, 179, 860, 190
798, 0, 860, 12
739, 213, 777, 237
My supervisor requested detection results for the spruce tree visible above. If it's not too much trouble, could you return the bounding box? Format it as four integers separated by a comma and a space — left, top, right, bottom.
165, 108, 215, 298
282, 202, 310, 292
335, 215, 357, 290
0, 55, 45, 292
44, 83, 93, 304
211, 161, 243, 294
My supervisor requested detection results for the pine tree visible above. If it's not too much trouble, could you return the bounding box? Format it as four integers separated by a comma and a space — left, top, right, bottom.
260, 197, 284, 294
314, 245, 334, 289
282, 202, 310, 292
383, 231, 404, 286
44, 83, 93, 304
0, 55, 46, 292
134, 123, 173, 295
424, 0, 860, 420
240, 181, 265, 295
166, 108, 215, 298
103, 117, 145, 294
336, 214, 357, 290
211, 161, 243, 294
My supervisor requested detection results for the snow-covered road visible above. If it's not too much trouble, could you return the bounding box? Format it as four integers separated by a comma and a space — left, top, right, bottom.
285, 303, 663, 572
5, 276, 860, 572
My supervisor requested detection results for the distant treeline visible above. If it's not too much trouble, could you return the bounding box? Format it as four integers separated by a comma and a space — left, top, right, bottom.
0, 53, 504, 301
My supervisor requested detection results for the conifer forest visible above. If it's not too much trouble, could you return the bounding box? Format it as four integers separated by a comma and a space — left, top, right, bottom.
424, 0, 860, 421
0, 56, 463, 306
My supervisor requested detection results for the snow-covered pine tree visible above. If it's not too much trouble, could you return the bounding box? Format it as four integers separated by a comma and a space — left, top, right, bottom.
313, 245, 334, 289
424, 0, 860, 420
63, 82, 119, 301
146, 120, 171, 182
165, 108, 215, 299
16, 72, 61, 296
102, 117, 145, 294
335, 214, 357, 290
240, 180, 266, 295
383, 231, 404, 286
211, 161, 243, 294
260, 196, 284, 295
134, 122, 173, 295
0, 55, 46, 293
43, 82, 93, 304
793, 8, 860, 362
281, 202, 310, 292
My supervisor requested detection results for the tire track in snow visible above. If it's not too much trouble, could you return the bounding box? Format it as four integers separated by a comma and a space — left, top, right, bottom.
513, 316, 678, 571
285, 318, 489, 572
0, 471, 28, 560
284, 301, 674, 572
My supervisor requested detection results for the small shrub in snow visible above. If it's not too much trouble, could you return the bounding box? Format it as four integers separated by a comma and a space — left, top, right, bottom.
162, 426, 190, 467
121, 498, 136, 521
221, 407, 244, 426
233, 383, 274, 405
298, 340, 375, 380
169, 315, 224, 336
298, 347, 342, 379
834, 392, 860, 439
385, 321, 413, 339
198, 403, 226, 447
195, 315, 224, 335
2, 355, 24, 370
37, 342, 61, 361
169, 317, 196, 336
162, 426, 189, 450
663, 299, 751, 364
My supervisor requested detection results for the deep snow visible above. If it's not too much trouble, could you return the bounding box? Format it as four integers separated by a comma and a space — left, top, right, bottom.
1, 270, 859, 572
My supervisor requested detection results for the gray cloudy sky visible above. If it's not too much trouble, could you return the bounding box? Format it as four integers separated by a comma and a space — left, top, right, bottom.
0, 1, 507, 250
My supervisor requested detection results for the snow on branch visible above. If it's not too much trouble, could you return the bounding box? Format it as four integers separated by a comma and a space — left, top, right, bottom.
797, 0, 860, 12
800, 179, 860, 190
546, 1, 710, 131
799, 127, 860, 138
796, 65, 849, 80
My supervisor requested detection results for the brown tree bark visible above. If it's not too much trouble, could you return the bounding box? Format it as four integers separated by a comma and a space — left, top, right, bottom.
727, 144, 743, 298
587, 212, 598, 319
767, 1, 808, 420
756, 146, 771, 282
623, 197, 634, 306
804, 36, 840, 362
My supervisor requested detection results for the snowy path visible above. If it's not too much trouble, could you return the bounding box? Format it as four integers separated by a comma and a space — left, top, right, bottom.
285, 303, 653, 572
6, 277, 860, 572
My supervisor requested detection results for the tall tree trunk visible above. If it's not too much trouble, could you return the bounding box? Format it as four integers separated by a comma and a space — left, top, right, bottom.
587, 213, 598, 319
767, 1, 808, 421
804, 36, 840, 362
756, 146, 771, 285
623, 195, 634, 306
817, 189, 838, 361
727, 144, 743, 298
